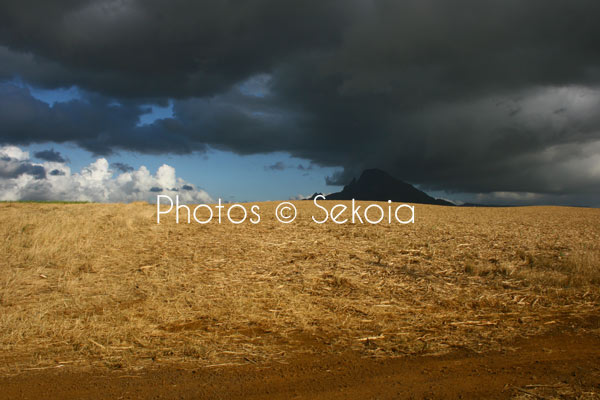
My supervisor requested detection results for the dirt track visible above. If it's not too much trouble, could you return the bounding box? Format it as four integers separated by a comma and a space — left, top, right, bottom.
2, 331, 600, 400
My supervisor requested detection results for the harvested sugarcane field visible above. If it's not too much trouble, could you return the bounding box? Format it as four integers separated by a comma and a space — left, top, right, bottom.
1, 201, 599, 399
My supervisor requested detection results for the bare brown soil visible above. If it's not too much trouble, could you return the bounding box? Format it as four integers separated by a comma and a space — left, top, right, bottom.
1, 201, 599, 398
2, 329, 600, 399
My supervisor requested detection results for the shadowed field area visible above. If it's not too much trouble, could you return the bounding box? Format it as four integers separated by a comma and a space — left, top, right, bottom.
1, 202, 599, 398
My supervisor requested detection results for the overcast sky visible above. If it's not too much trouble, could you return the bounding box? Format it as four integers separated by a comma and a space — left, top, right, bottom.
1, 0, 599, 205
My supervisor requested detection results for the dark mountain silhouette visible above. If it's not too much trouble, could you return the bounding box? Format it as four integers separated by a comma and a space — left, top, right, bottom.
311, 169, 454, 206
307, 192, 324, 200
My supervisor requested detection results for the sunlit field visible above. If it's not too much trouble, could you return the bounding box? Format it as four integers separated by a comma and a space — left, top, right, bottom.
1, 201, 599, 376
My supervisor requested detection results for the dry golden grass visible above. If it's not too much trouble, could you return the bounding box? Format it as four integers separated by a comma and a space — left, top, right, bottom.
0, 201, 599, 374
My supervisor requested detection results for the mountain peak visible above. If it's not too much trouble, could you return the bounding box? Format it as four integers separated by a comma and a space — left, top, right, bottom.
323, 169, 453, 206
358, 168, 389, 179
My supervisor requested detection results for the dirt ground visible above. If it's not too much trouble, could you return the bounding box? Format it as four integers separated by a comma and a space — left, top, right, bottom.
1, 330, 599, 399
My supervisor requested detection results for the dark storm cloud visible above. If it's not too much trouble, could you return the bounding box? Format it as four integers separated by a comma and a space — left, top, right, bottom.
325, 171, 348, 186
0, 82, 201, 155
34, 148, 65, 163
0, 1, 346, 98
111, 162, 134, 173
49, 169, 65, 176
1, 0, 600, 204
0, 155, 46, 179
264, 161, 314, 171
265, 161, 286, 171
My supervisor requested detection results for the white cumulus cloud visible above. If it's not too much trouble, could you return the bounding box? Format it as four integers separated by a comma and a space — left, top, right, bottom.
0, 145, 212, 203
